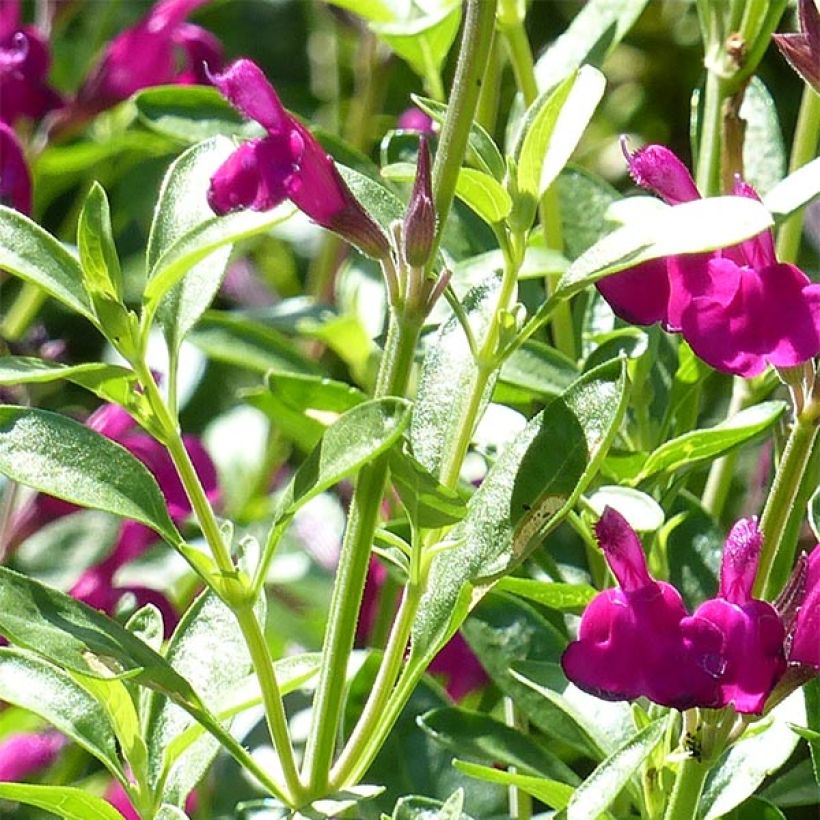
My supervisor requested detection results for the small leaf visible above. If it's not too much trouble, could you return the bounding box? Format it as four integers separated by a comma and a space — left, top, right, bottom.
494, 577, 595, 612
419, 707, 578, 784
0, 783, 123, 820
558, 196, 775, 298
565, 717, 667, 820
0, 647, 125, 782
635, 401, 785, 482
389, 447, 467, 529
0, 406, 179, 544
453, 759, 573, 810
77, 182, 122, 303
764, 157, 820, 219
412, 95, 506, 180
275, 397, 412, 521
586, 485, 665, 531
0, 205, 94, 321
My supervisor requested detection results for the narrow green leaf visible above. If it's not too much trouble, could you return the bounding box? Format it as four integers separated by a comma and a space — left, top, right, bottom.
77, 182, 123, 300
565, 717, 667, 820
764, 157, 820, 219
740, 77, 786, 196
147, 590, 254, 805
0, 647, 125, 781
496, 338, 578, 402
324, 0, 396, 24
419, 707, 579, 784
534, 0, 651, 90
494, 577, 596, 612
559, 195, 775, 297
337, 164, 405, 232
389, 447, 467, 529
412, 95, 506, 180
275, 397, 412, 520
0, 406, 179, 543
0, 783, 123, 820
453, 759, 574, 810
635, 401, 785, 482
0, 205, 94, 320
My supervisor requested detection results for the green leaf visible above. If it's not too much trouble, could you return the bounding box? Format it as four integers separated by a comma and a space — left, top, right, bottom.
0, 357, 141, 409
0, 406, 179, 543
494, 577, 595, 613
147, 590, 254, 805
187, 311, 320, 375
244, 370, 366, 451
146, 137, 245, 351
805, 678, 820, 785
419, 707, 579, 784
721, 797, 787, 820
389, 447, 467, 529
764, 157, 820, 219
275, 397, 412, 521
77, 182, 123, 300
156, 806, 190, 820
323, 0, 398, 23
587, 485, 665, 531
411, 359, 627, 659
411, 275, 501, 476
0, 783, 124, 820
740, 77, 786, 196
337, 164, 406, 233
701, 692, 805, 819
534, 0, 651, 90
382, 163, 511, 225
565, 717, 667, 820
557, 195, 775, 298
412, 95, 506, 180
496, 339, 578, 403
453, 759, 574, 810
0, 647, 125, 781
634, 401, 785, 482
516, 67, 606, 205
557, 166, 619, 260
0, 205, 94, 321
761, 758, 820, 807
135, 84, 264, 143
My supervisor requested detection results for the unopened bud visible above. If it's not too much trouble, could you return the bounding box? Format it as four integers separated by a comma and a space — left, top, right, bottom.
402, 137, 436, 267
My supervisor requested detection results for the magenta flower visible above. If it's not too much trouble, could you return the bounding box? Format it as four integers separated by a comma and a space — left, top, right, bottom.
789, 545, 820, 668
397, 106, 435, 135
596, 144, 820, 377
0, 731, 65, 781
402, 135, 435, 267
0, 121, 31, 213
0, 0, 61, 125
683, 519, 786, 714
76, 0, 222, 113
773, 0, 820, 92
207, 58, 390, 259
561, 507, 721, 709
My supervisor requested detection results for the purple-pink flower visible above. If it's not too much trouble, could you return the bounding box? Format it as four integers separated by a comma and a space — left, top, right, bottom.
397, 106, 435, 135
562, 508, 789, 714
207, 58, 390, 259
789, 545, 820, 668
596, 144, 820, 377
0, 121, 31, 213
0, 731, 64, 781
0, 0, 61, 125
76, 0, 223, 114
773, 0, 820, 93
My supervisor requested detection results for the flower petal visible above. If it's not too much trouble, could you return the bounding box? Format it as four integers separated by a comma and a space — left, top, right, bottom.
0, 122, 31, 214
626, 143, 700, 205
594, 506, 652, 591
595, 259, 671, 326
790, 545, 820, 668
720, 517, 763, 604
208, 58, 289, 133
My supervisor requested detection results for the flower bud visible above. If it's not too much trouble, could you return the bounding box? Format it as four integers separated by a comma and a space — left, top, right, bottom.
773, 0, 820, 93
402, 136, 436, 268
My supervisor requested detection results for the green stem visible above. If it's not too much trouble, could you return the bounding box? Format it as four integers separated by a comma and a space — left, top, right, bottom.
428, 0, 498, 269
696, 69, 727, 195
235, 605, 305, 804
301, 311, 421, 794
663, 756, 711, 820
0, 283, 47, 342
776, 87, 820, 264
755, 413, 820, 599
475, 32, 502, 133
502, 19, 538, 103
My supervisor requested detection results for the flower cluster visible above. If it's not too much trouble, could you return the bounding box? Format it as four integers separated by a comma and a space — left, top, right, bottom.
207, 58, 390, 259
596, 144, 820, 377
10, 402, 219, 634
562, 507, 818, 714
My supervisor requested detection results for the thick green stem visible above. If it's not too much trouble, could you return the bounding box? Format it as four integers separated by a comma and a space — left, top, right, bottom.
663, 756, 711, 820
696, 69, 727, 195
755, 413, 820, 599
0, 283, 47, 342
235, 605, 305, 804
776, 87, 820, 264
302, 312, 421, 794
428, 0, 498, 269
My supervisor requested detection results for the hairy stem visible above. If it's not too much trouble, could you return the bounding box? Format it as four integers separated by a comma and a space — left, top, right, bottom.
663, 756, 711, 820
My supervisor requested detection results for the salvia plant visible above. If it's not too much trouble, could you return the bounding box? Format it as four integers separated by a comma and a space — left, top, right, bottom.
0, 0, 819, 818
